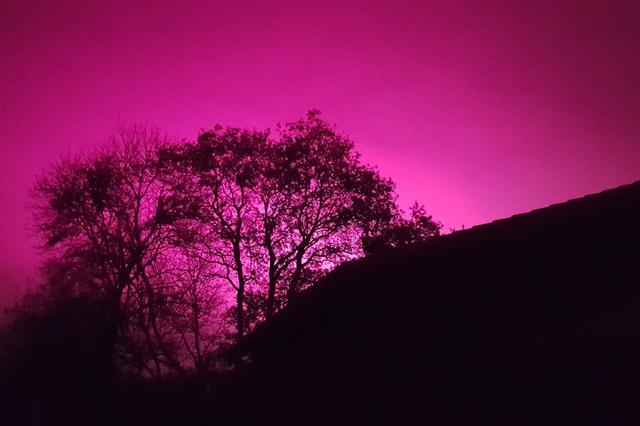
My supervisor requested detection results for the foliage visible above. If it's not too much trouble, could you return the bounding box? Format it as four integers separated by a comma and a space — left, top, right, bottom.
15, 112, 441, 383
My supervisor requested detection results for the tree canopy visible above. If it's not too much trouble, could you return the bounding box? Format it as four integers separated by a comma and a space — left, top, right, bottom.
20, 111, 441, 380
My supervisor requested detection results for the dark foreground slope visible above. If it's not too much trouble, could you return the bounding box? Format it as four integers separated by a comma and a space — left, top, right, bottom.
233, 181, 640, 425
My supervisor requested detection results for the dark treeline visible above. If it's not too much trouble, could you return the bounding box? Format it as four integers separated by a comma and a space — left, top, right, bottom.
0, 111, 440, 425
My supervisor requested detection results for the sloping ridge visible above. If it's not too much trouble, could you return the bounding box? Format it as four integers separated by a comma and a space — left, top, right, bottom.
243, 180, 640, 352
233, 180, 640, 425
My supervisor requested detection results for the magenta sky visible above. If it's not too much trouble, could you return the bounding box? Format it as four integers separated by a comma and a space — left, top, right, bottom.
2, 1, 640, 308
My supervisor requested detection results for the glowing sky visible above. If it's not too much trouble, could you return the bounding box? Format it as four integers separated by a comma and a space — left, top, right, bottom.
2, 1, 640, 308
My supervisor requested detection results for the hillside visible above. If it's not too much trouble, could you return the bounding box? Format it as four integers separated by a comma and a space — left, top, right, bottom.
229, 181, 640, 425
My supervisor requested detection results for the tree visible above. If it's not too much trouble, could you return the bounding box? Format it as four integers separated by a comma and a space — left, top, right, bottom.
20, 114, 442, 424
31, 126, 186, 382
30, 112, 442, 368
362, 202, 441, 254
0, 267, 111, 425
2, 258, 112, 391
164, 111, 439, 342
161, 257, 226, 375
262, 111, 400, 315
161, 126, 270, 343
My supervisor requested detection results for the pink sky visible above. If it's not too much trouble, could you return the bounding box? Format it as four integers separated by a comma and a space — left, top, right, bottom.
1, 1, 639, 308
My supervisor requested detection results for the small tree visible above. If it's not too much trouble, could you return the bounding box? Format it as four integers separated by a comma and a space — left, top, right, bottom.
362, 202, 441, 254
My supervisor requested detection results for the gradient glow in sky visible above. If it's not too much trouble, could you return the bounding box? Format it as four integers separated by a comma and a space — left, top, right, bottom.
2, 1, 640, 307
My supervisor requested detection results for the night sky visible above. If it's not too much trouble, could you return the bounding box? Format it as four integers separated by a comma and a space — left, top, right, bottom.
2, 0, 639, 308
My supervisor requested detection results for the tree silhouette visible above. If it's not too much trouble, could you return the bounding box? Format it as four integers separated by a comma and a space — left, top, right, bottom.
162, 111, 436, 342
27, 112, 442, 377
362, 202, 441, 254
1, 112, 443, 426
161, 126, 271, 343
264, 111, 400, 313
31, 127, 189, 381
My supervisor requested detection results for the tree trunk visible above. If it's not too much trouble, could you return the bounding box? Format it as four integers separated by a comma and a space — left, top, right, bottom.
264, 217, 278, 319
233, 242, 246, 343
265, 264, 277, 319
287, 251, 305, 304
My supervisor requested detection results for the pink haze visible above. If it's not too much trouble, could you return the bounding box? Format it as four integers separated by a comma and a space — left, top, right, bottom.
1, 1, 640, 308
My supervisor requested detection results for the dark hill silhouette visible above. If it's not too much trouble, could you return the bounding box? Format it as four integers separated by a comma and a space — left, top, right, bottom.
230, 181, 640, 425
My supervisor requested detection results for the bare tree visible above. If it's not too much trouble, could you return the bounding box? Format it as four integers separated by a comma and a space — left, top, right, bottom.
32, 126, 183, 379
162, 126, 269, 342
